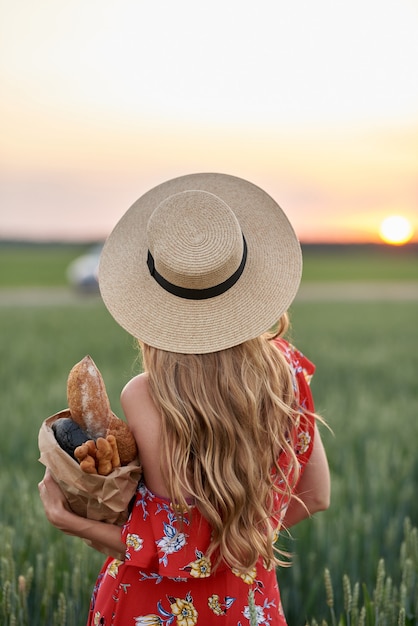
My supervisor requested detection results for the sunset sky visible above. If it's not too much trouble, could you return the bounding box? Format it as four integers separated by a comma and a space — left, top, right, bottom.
1, 0, 417, 243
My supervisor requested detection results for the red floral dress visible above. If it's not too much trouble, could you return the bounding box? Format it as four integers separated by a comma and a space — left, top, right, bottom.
86, 340, 316, 626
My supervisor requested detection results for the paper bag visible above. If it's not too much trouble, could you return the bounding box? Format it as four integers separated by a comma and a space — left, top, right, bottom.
38, 410, 142, 525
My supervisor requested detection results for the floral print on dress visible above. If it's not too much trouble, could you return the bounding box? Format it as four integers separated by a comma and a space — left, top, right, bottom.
157, 522, 188, 567
296, 429, 311, 455
208, 594, 236, 616
126, 533, 144, 552
107, 559, 123, 579
136, 593, 199, 625
134, 481, 155, 519
232, 566, 258, 585
134, 616, 162, 625
169, 594, 198, 625
243, 596, 277, 625
183, 550, 211, 578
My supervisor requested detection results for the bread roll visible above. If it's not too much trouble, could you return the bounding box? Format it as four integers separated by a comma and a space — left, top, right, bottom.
52, 417, 90, 459
106, 415, 138, 466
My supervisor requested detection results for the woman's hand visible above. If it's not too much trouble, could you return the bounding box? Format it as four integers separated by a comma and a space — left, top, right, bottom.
38, 468, 126, 559
38, 468, 74, 531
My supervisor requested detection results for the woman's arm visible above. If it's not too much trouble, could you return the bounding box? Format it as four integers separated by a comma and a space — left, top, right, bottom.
282, 423, 331, 529
38, 469, 126, 559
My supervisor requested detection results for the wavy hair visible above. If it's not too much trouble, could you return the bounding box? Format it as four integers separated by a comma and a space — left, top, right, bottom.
140, 314, 302, 572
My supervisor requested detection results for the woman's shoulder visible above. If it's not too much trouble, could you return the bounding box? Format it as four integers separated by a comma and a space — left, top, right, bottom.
120, 372, 158, 433
121, 371, 148, 399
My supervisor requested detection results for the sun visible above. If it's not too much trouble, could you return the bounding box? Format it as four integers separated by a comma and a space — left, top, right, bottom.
379, 215, 414, 245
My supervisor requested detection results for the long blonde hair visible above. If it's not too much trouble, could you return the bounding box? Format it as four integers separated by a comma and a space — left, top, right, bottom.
141, 314, 301, 572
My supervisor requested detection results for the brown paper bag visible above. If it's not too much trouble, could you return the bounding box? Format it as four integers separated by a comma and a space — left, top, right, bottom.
38, 411, 142, 525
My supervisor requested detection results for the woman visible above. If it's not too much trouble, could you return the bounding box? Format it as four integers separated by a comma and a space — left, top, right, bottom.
39, 173, 330, 625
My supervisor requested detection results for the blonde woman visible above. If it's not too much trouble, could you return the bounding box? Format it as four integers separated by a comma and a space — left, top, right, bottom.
39, 173, 330, 626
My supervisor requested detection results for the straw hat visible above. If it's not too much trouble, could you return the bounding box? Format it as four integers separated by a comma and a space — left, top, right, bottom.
99, 173, 302, 354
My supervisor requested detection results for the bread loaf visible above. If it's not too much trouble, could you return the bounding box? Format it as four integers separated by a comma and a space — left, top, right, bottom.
67, 355, 112, 438
66, 356, 138, 467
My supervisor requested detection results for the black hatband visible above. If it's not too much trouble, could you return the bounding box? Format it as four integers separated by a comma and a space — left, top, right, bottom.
147, 235, 247, 300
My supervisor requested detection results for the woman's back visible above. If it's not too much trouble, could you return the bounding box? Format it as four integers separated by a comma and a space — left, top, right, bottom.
137, 335, 305, 571
121, 372, 179, 500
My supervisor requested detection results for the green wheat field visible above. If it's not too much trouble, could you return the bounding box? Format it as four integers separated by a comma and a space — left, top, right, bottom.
0, 244, 417, 625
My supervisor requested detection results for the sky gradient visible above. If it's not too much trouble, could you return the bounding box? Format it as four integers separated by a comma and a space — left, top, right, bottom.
1, 0, 417, 243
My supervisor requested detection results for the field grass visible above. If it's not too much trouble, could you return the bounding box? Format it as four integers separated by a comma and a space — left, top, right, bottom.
1, 242, 418, 286
1, 294, 417, 625
0, 244, 93, 287
301, 243, 418, 281
281, 300, 418, 623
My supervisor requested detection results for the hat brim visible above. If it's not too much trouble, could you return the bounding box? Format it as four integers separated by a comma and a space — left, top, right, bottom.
98, 173, 302, 353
